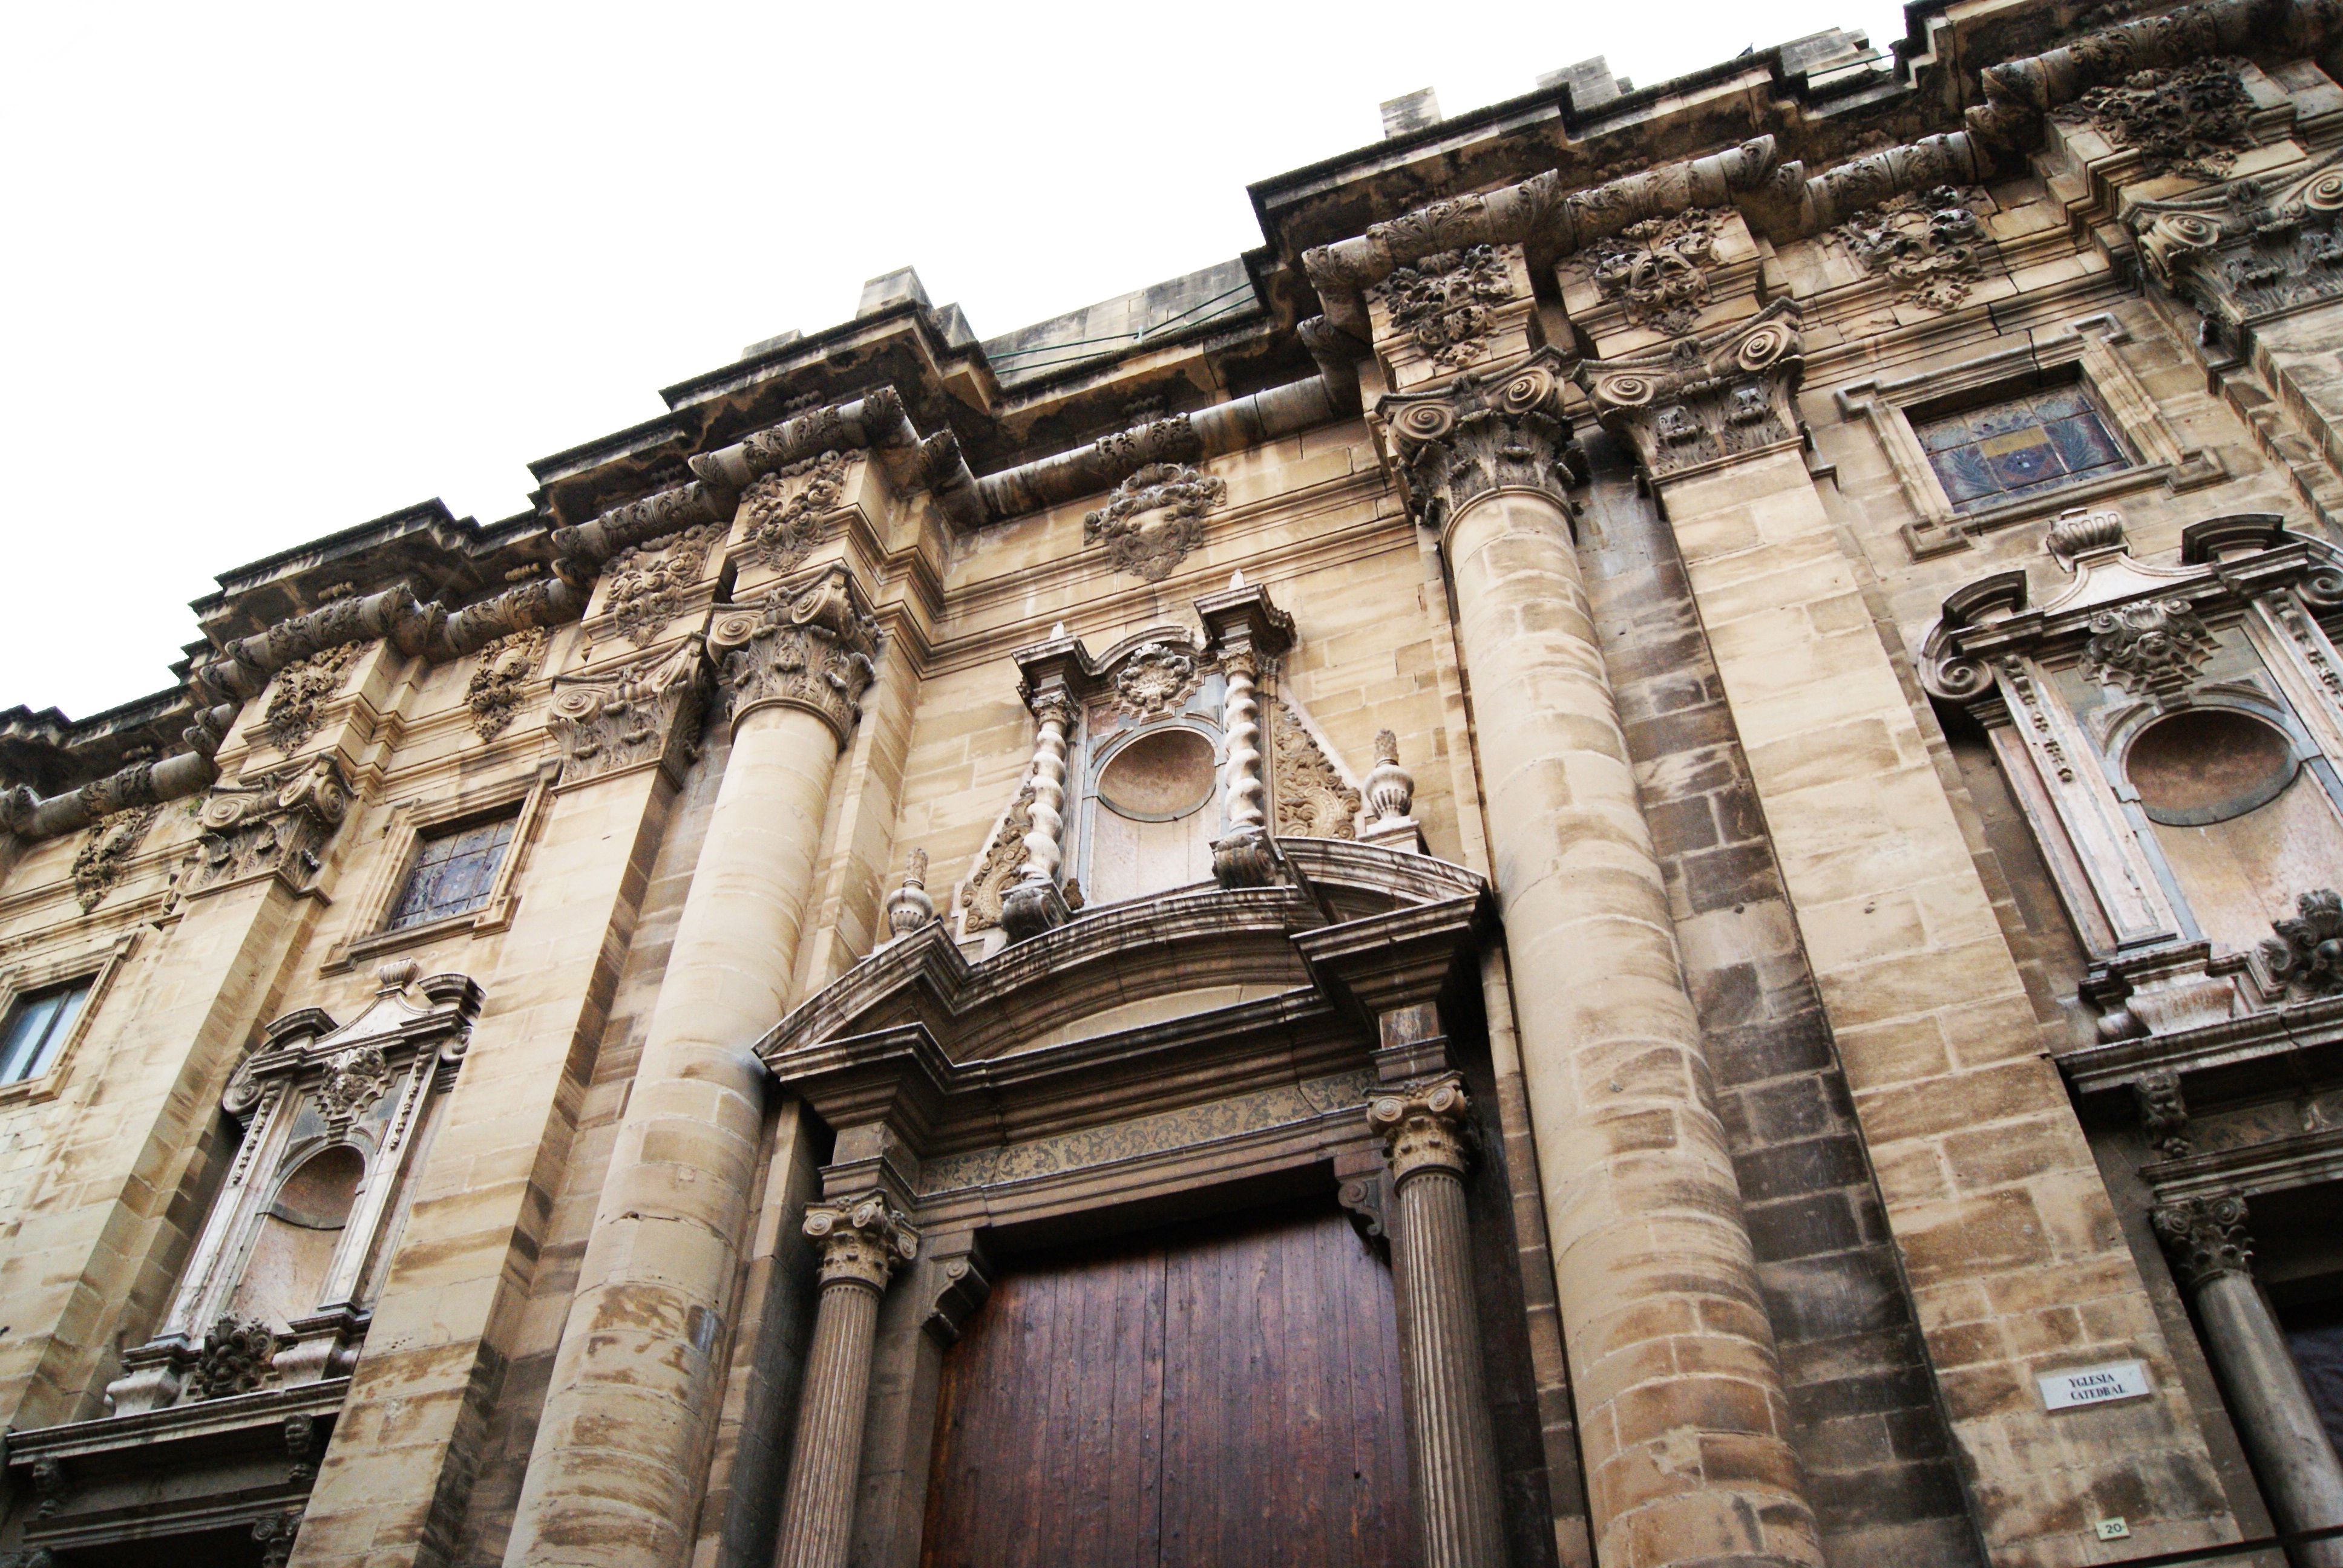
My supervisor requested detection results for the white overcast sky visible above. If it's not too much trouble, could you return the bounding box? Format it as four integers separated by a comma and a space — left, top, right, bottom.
0, 1, 1904, 722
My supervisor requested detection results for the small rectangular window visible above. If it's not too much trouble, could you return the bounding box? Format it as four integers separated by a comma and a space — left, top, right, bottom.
0, 979, 91, 1085
1915, 385, 2135, 514
386, 815, 517, 932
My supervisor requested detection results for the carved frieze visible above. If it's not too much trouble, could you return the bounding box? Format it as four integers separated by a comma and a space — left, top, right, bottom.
709, 565, 882, 745
2130, 154, 2343, 333
2151, 1192, 2254, 1288
1832, 186, 1990, 311
804, 1192, 918, 1291
1380, 350, 1580, 537
546, 642, 707, 788
1366, 244, 1516, 367
1587, 209, 1723, 333
189, 756, 353, 894
186, 1315, 278, 1400
1113, 641, 1204, 719
603, 523, 718, 647
959, 786, 1034, 934
465, 627, 546, 741
2079, 598, 2217, 701
71, 803, 159, 912
1367, 1073, 1476, 1183
1579, 302, 1804, 482
1082, 463, 1227, 583
2050, 57, 2253, 178
1271, 701, 1358, 838
2261, 888, 2343, 994
741, 449, 850, 575
261, 642, 361, 753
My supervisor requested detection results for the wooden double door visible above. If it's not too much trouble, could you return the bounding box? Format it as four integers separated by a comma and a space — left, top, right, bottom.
920, 1200, 1417, 1568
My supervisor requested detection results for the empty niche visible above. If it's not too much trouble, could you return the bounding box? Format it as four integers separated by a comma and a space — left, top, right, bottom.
1086, 725, 1221, 903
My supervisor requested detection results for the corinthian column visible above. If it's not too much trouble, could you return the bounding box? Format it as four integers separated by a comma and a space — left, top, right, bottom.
2154, 1195, 2343, 1566
504, 564, 880, 1568
1380, 352, 1819, 1568
770, 1194, 918, 1568
1369, 1074, 1506, 1568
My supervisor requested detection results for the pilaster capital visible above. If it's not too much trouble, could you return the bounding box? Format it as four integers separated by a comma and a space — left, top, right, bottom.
1366, 1072, 1475, 1184
2151, 1192, 2255, 1289
709, 563, 882, 747
545, 641, 709, 789
804, 1192, 919, 1292
1376, 349, 1581, 540
1577, 299, 1804, 484
188, 755, 354, 895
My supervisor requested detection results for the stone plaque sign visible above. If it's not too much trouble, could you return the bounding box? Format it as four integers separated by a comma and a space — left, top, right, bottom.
2039, 1360, 2153, 1411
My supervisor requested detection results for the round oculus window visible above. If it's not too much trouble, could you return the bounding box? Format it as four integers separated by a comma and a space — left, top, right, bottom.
2126, 708, 2298, 826
1096, 727, 1217, 822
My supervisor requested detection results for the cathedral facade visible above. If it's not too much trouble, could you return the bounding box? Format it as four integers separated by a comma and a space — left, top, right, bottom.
7, 2, 2343, 1564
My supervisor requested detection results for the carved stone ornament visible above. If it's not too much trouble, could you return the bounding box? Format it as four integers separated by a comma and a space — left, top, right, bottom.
190, 756, 353, 894
1362, 729, 1415, 825
709, 565, 882, 746
804, 1192, 919, 1292
71, 802, 159, 912
2136, 1068, 2192, 1160
2079, 597, 2217, 701
604, 523, 718, 647
1581, 301, 1804, 482
1366, 1073, 1475, 1184
28, 1456, 67, 1519
1368, 244, 1516, 367
1380, 349, 1582, 538
252, 1508, 304, 1568
187, 1315, 278, 1400
1113, 640, 1204, 719
1082, 462, 1228, 583
1587, 208, 1723, 333
546, 641, 707, 788
2151, 1192, 2254, 1289
960, 787, 1034, 934
2261, 887, 2343, 994
317, 1044, 392, 1128
465, 627, 547, 741
883, 847, 936, 941
2051, 57, 2254, 179
1211, 826, 1280, 890
261, 641, 362, 753
2129, 153, 2343, 335
741, 449, 850, 575
1271, 701, 1358, 839
1832, 185, 1990, 311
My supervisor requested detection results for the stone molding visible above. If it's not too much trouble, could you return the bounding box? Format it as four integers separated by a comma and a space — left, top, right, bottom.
187, 756, 354, 897
546, 641, 707, 789
804, 1193, 919, 1293
2151, 1191, 2255, 1287
1366, 1072, 1475, 1184
1578, 299, 1804, 483
1377, 348, 1579, 539
709, 563, 882, 746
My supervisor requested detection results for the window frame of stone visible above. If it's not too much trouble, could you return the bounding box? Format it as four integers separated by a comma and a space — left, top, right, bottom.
0, 930, 138, 1105
321, 764, 552, 974
1836, 314, 2224, 558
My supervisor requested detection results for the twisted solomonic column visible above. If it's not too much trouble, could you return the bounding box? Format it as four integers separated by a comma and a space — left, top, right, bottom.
1000, 693, 1073, 941
772, 1194, 919, 1568
1368, 1075, 1507, 1568
1211, 650, 1279, 888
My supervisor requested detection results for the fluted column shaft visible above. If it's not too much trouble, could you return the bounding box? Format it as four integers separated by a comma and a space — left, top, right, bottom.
2157, 1197, 2343, 1566
1372, 1076, 1507, 1568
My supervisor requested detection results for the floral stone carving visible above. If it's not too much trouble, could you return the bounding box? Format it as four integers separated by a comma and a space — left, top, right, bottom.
741, 449, 850, 574
2129, 153, 2343, 334
546, 642, 707, 788
2151, 1192, 2253, 1288
709, 565, 882, 745
2079, 598, 2216, 701
804, 1192, 919, 1290
960, 785, 1035, 933
1382, 352, 1582, 536
1587, 209, 1723, 333
1082, 463, 1227, 583
465, 627, 546, 740
1368, 244, 1515, 368
604, 523, 718, 647
187, 1315, 278, 1400
1112, 641, 1204, 719
71, 803, 160, 912
261, 642, 362, 753
1833, 186, 1989, 311
318, 1044, 393, 1128
1271, 701, 1358, 839
2052, 59, 2255, 180
2262, 888, 2343, 994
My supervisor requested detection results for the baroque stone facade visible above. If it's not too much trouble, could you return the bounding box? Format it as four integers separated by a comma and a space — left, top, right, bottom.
11, 8, 2343, 1568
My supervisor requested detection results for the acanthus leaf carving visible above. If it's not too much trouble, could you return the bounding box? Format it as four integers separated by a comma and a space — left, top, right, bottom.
546, 642, 708, 788
71, 803, 160, 912
1578, 302, 1803, 482
317, 1044, 392, 1129
960, 786, 1034, 934
465, 627, 547, 741
1368, 244, 1516, 367
1585, 209, 1723, 333
2129, 151, 2343, 333
741, 449, 851, 575
804, 1192, 918, 1291
1832, 185, 1990, 311
1270, 700, 1358, 840
1082, 463, 1227, 583
186, 1315, 278, 1400
2261, 887, 2343, 995
189, 756, 353, 894
707, 565, 881, 746
261, 642, 362, 753
2151, 1192, 2254, 1289
603, 523, 719, 647
2051, 57, 2255, 179
1380, 350, 1580, 537
1366, 1072, 1476, 1183
2079, 597, 2217, 701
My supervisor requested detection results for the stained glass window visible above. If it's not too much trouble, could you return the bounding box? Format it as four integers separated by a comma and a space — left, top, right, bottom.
387, 816, 516, 931
0, 979, 90, 1085
1913, 385, 2134, 513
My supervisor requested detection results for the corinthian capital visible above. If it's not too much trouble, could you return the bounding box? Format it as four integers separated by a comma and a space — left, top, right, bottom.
1376, 349, 1581, 539
709, 563, 882, 746
2151, 1192, 2254, 1290
1366, 1073, 1475, 1184
804, 1192, 919, 1292
545, 641, 708, 789
1578, 299, 1804, 483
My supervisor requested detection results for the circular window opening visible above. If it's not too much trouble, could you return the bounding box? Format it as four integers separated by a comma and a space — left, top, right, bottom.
1097, 727, 1217, 822
2126, 708, 2298, 826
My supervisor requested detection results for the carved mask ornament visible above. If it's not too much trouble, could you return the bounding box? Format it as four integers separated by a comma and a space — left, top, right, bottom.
2052, 59, 2255, 179
1083, 463, 1228, 583
1587, 209, 1723, 333
1833, 186, 1989, 311
1369, 244, 1515, 367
